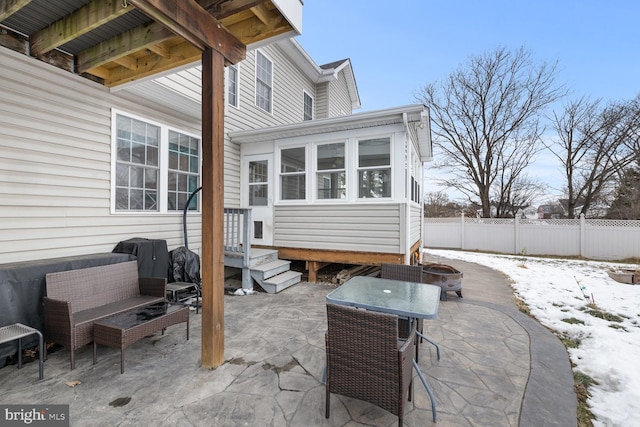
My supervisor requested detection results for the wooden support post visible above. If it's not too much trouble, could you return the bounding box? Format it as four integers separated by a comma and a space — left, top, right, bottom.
306, 261, 329, 283
201, 47, 225, 369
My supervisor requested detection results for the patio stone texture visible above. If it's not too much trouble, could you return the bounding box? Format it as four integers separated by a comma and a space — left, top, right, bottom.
0, 257, 577, 426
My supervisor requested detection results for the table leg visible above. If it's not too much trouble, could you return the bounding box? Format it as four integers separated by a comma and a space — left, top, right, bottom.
186, 316, 190, 340
413, 359, 437, 422
120, 348, 125, 374
17, 337, 22, 369
36, 330, 44, 380
93, 342, 97, 365
417, 331, 441, 360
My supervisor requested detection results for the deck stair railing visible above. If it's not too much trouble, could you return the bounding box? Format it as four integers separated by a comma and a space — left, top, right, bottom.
224, 208, 252, 288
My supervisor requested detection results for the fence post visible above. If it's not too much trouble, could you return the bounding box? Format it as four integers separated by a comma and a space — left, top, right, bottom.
514, 214, 520, 255
460, 212, 465, 250
580, 214, 586, 257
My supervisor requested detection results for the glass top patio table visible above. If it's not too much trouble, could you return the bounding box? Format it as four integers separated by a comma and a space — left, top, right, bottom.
97, 302, 181, 329
326, 276, 441, 319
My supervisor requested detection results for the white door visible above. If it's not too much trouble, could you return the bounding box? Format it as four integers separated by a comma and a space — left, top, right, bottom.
243, 154, 273, 245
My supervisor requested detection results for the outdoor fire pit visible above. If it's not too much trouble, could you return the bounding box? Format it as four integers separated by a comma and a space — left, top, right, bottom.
422, 263, 463, 301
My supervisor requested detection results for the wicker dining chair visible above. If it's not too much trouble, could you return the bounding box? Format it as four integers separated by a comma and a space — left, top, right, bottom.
380, 263, 440, 360
325, 303, 415, 427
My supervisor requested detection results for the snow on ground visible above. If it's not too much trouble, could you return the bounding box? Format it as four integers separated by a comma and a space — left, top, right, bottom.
424, 249, 640, 427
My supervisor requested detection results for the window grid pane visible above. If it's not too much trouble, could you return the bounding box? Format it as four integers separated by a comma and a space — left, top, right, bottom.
228, 65, 238, 107
168, 130, 200, 211
303, 92, 313, 121
115, 114, 160, 211
256, 51, 272, 112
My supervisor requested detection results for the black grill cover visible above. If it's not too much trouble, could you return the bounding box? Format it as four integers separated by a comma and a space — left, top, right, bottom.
112, 238, 169, 278
169, 246, 201, 284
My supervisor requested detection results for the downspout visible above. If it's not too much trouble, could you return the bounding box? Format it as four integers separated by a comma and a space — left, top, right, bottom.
402, 113, 412, 264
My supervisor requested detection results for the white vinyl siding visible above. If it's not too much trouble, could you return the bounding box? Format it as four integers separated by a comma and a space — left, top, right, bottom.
0, 48, 203, 263
327, 72, 352, 116
274, 204, 404, 253
410, 204, 422, 246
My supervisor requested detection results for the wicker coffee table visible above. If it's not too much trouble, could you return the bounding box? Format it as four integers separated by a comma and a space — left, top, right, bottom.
92, 302, 189, 374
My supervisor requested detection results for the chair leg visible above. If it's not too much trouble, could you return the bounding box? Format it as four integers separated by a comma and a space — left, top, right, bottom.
325, 387, 330, 418
70, 349, 75, 370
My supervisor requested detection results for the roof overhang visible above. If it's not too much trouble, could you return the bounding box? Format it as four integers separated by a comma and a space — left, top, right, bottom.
0, 0, 302, 87
230, 103, 432, 161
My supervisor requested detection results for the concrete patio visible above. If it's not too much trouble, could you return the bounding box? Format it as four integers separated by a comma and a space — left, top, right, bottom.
0, 257, 577, 426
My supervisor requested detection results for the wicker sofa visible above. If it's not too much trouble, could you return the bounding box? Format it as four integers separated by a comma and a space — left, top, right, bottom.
43, 260, 166, 369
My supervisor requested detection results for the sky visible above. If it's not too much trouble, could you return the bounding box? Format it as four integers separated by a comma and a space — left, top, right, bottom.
425, 248, 640, 427
296, 1, 640, 204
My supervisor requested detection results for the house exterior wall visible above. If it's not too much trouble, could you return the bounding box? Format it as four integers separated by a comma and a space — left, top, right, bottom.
273, 204, 403, 253
327, 72, 352, 116
315, 82, 329, 119
0, 38, 361, 264
0, 48, 205, 263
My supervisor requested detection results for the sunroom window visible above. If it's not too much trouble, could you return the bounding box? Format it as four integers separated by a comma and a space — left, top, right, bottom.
358, 137, 391, 198
280, 147, 306, 200
317, 143, 345, 199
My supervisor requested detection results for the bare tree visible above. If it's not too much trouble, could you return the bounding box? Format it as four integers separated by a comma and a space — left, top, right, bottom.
416, 46, 565, 217
491, 175, 544, 217
547, 97, 637, 218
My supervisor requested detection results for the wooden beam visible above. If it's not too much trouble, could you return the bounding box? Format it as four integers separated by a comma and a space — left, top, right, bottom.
101, 40, 201, 87
0, 0, 32, 22
224, 13, 289, 46
128, 0, 245, 64
30, 0, 131, 55
201, 0, 268, 19
249, 4, 270, 26
77, 22, 175, 73
200, 47, 226, 369
146, 42, 171, 58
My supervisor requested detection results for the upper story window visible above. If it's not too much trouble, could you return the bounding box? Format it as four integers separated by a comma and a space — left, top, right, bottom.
280, 147, 306, 200
113, 112, 200, 212
357, 137, 391, 198
255, 51, 273, 113
317, 143, 346, 199
303, 91, 314, 121
227, 64, 239, 108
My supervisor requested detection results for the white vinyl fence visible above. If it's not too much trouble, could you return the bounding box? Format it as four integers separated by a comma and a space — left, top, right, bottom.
424, 214, 640, 261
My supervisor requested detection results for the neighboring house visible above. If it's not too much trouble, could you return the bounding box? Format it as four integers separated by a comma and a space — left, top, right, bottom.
1, 27, 431, 285
537, 204, 566, 219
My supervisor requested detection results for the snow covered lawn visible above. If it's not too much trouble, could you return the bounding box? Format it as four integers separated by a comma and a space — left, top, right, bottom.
425, 249, 640, 427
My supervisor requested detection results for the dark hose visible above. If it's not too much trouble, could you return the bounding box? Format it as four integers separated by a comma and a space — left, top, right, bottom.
183, 186, 202, 249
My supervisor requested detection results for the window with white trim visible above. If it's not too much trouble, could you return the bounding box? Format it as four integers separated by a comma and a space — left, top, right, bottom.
168, 131, 200, 211
303, 91, 313, 121
317, 143, 345, 199
280, 147, 306, 200
114, 112, 200, 212
227, 64, 239, 108
255, 51, 273, 113
357, 137, 391, 198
